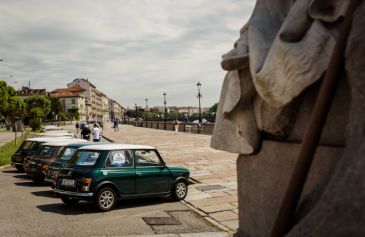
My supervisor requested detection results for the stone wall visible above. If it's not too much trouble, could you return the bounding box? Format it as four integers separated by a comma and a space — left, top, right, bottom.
127, 120, 215, 135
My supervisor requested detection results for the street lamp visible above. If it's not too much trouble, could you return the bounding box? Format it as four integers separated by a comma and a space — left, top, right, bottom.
197, 82, 202, 124
145, 98, 148, 108
163, 92, 167, 130
135, 103, 138, 118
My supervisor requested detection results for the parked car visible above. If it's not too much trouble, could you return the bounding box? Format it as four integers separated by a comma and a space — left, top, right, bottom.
26, 139, 88, 183
37, 130, 75, 138
53, 144, 190, 211
11, 136, 75, 172
44, 142, 107, 186
40, 125, 63, 133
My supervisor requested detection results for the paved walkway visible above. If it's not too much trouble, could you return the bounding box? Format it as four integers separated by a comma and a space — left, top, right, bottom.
0, 130, 16, 147
101, 124, 239, 231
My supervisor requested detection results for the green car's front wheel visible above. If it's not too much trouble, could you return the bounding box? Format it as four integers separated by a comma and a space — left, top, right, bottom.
172, 180, 188, 201
95, 187, 117, 212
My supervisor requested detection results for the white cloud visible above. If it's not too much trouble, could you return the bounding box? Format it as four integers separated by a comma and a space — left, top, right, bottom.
0, 0, 255, 107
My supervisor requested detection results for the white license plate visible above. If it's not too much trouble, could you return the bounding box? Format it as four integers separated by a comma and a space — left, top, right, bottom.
61, 179, 75, 187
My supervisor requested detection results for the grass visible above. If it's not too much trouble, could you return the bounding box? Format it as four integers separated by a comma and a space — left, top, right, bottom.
0, 133, 28, 166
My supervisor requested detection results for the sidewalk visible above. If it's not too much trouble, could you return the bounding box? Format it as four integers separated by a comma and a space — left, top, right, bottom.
102, 124, 239, 232
0, 129, 16, 147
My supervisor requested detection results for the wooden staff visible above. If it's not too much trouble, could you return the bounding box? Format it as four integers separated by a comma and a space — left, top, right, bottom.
271, 0, 362, 236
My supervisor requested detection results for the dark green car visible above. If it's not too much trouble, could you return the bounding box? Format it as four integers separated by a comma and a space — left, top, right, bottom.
53, 144, 190, 211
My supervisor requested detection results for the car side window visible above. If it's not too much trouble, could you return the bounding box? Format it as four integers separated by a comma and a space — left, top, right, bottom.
105, 150, 133, 168
135, 150, 162, 167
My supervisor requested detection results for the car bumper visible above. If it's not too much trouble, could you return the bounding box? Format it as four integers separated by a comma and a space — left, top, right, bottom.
44, 178, 55, 184
12, 162, 24, 166
53, 188, 93, 197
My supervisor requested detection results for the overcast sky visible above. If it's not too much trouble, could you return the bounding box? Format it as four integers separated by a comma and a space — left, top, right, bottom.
0, 0, 255, 108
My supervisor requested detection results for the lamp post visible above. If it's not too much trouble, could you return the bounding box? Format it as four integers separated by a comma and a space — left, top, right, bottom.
197, 82, 202, 123
135, 104, 138, 118
163, 92, 167, 130
145, 98, 148, 108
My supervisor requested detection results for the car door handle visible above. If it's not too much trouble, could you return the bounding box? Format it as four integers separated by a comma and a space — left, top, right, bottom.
136, 172, 142, 176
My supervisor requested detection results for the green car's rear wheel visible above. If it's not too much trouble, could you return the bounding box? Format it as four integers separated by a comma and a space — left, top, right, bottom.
94, 187, 117, 212
172, 180, 188, 201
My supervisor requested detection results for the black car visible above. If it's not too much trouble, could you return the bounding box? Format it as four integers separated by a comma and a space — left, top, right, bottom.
11, 137, 74, 172
44, 142, 105, 185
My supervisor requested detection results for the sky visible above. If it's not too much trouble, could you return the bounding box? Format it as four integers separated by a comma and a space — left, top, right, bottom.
0, 0, 255, 108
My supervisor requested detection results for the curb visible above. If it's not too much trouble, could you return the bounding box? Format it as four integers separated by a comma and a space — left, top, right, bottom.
102, 135, 115, 143
0, 164, 12, 170
183, 201, 231, 232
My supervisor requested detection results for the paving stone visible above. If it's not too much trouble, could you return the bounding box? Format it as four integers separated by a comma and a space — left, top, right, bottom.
143, 217, 181, 225
196, 185, 225, 192
221, 220, 239, 231
209, 211, 238, 222
185, 193, 211, 202
180, 232, 230, 237
199, 204, 235, 213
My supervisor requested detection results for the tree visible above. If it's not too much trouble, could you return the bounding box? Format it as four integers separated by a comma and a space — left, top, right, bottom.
67, 108, 80, 120
0, 81, 10, 116
24, 95, 51, 119
48, 97, 64, 120
7, 96, 26, 118
209, 103, 218, 114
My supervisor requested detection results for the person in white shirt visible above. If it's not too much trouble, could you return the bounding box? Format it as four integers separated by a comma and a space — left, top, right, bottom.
92, 124, 101, 142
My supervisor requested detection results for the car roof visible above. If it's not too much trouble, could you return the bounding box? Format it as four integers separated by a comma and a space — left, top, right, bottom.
64, 142, 109, 148
79, 143, 156, 151
42, 125, 61, 129
38, 133, 75, 137
42, 139, 89, 146
25, 136, 75, 142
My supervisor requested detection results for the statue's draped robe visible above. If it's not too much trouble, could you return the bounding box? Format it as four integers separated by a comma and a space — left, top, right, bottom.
211, 0, 349, 154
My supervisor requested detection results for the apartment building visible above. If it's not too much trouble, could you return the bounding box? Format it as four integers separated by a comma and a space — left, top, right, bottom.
101, 93, 110, 123
50, 85, 87, 120
67, 78, 99, 122
109, 99, 123, 120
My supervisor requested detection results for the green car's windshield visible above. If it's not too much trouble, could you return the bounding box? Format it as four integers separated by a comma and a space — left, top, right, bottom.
58, 147, 78, 161
69, 150, 101, 166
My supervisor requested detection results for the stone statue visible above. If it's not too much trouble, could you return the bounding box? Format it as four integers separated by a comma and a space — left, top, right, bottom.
211, 0, 349, 154
211, 0, 365, 236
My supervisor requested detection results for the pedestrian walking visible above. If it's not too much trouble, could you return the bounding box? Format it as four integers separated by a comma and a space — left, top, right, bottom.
92, 123, 101, 142
113, 118, 119, 132
81, 125, 91, 140
174, 119, 179, 133
75, 121, 80, 133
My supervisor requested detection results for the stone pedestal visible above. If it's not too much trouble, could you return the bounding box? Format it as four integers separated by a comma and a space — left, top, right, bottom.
237, 142, 343, 237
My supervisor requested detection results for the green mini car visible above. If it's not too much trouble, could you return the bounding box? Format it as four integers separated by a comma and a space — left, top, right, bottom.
53, 144, 190, 211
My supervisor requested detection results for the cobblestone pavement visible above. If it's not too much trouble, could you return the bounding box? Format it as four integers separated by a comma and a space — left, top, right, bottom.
100, 124, 239, 232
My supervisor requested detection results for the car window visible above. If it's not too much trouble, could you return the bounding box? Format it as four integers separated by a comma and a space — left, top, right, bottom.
20, 141, 33, 150
40, 146, 55, 158
105, 150, 133, 168
135, 150, 162, 167
70, 150, 101, 166
59, 147, 78, 161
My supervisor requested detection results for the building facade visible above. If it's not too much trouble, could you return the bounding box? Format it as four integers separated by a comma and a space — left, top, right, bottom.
67, 78, 98, 122
50, 85, 87, 121
16, 86, 48, 100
